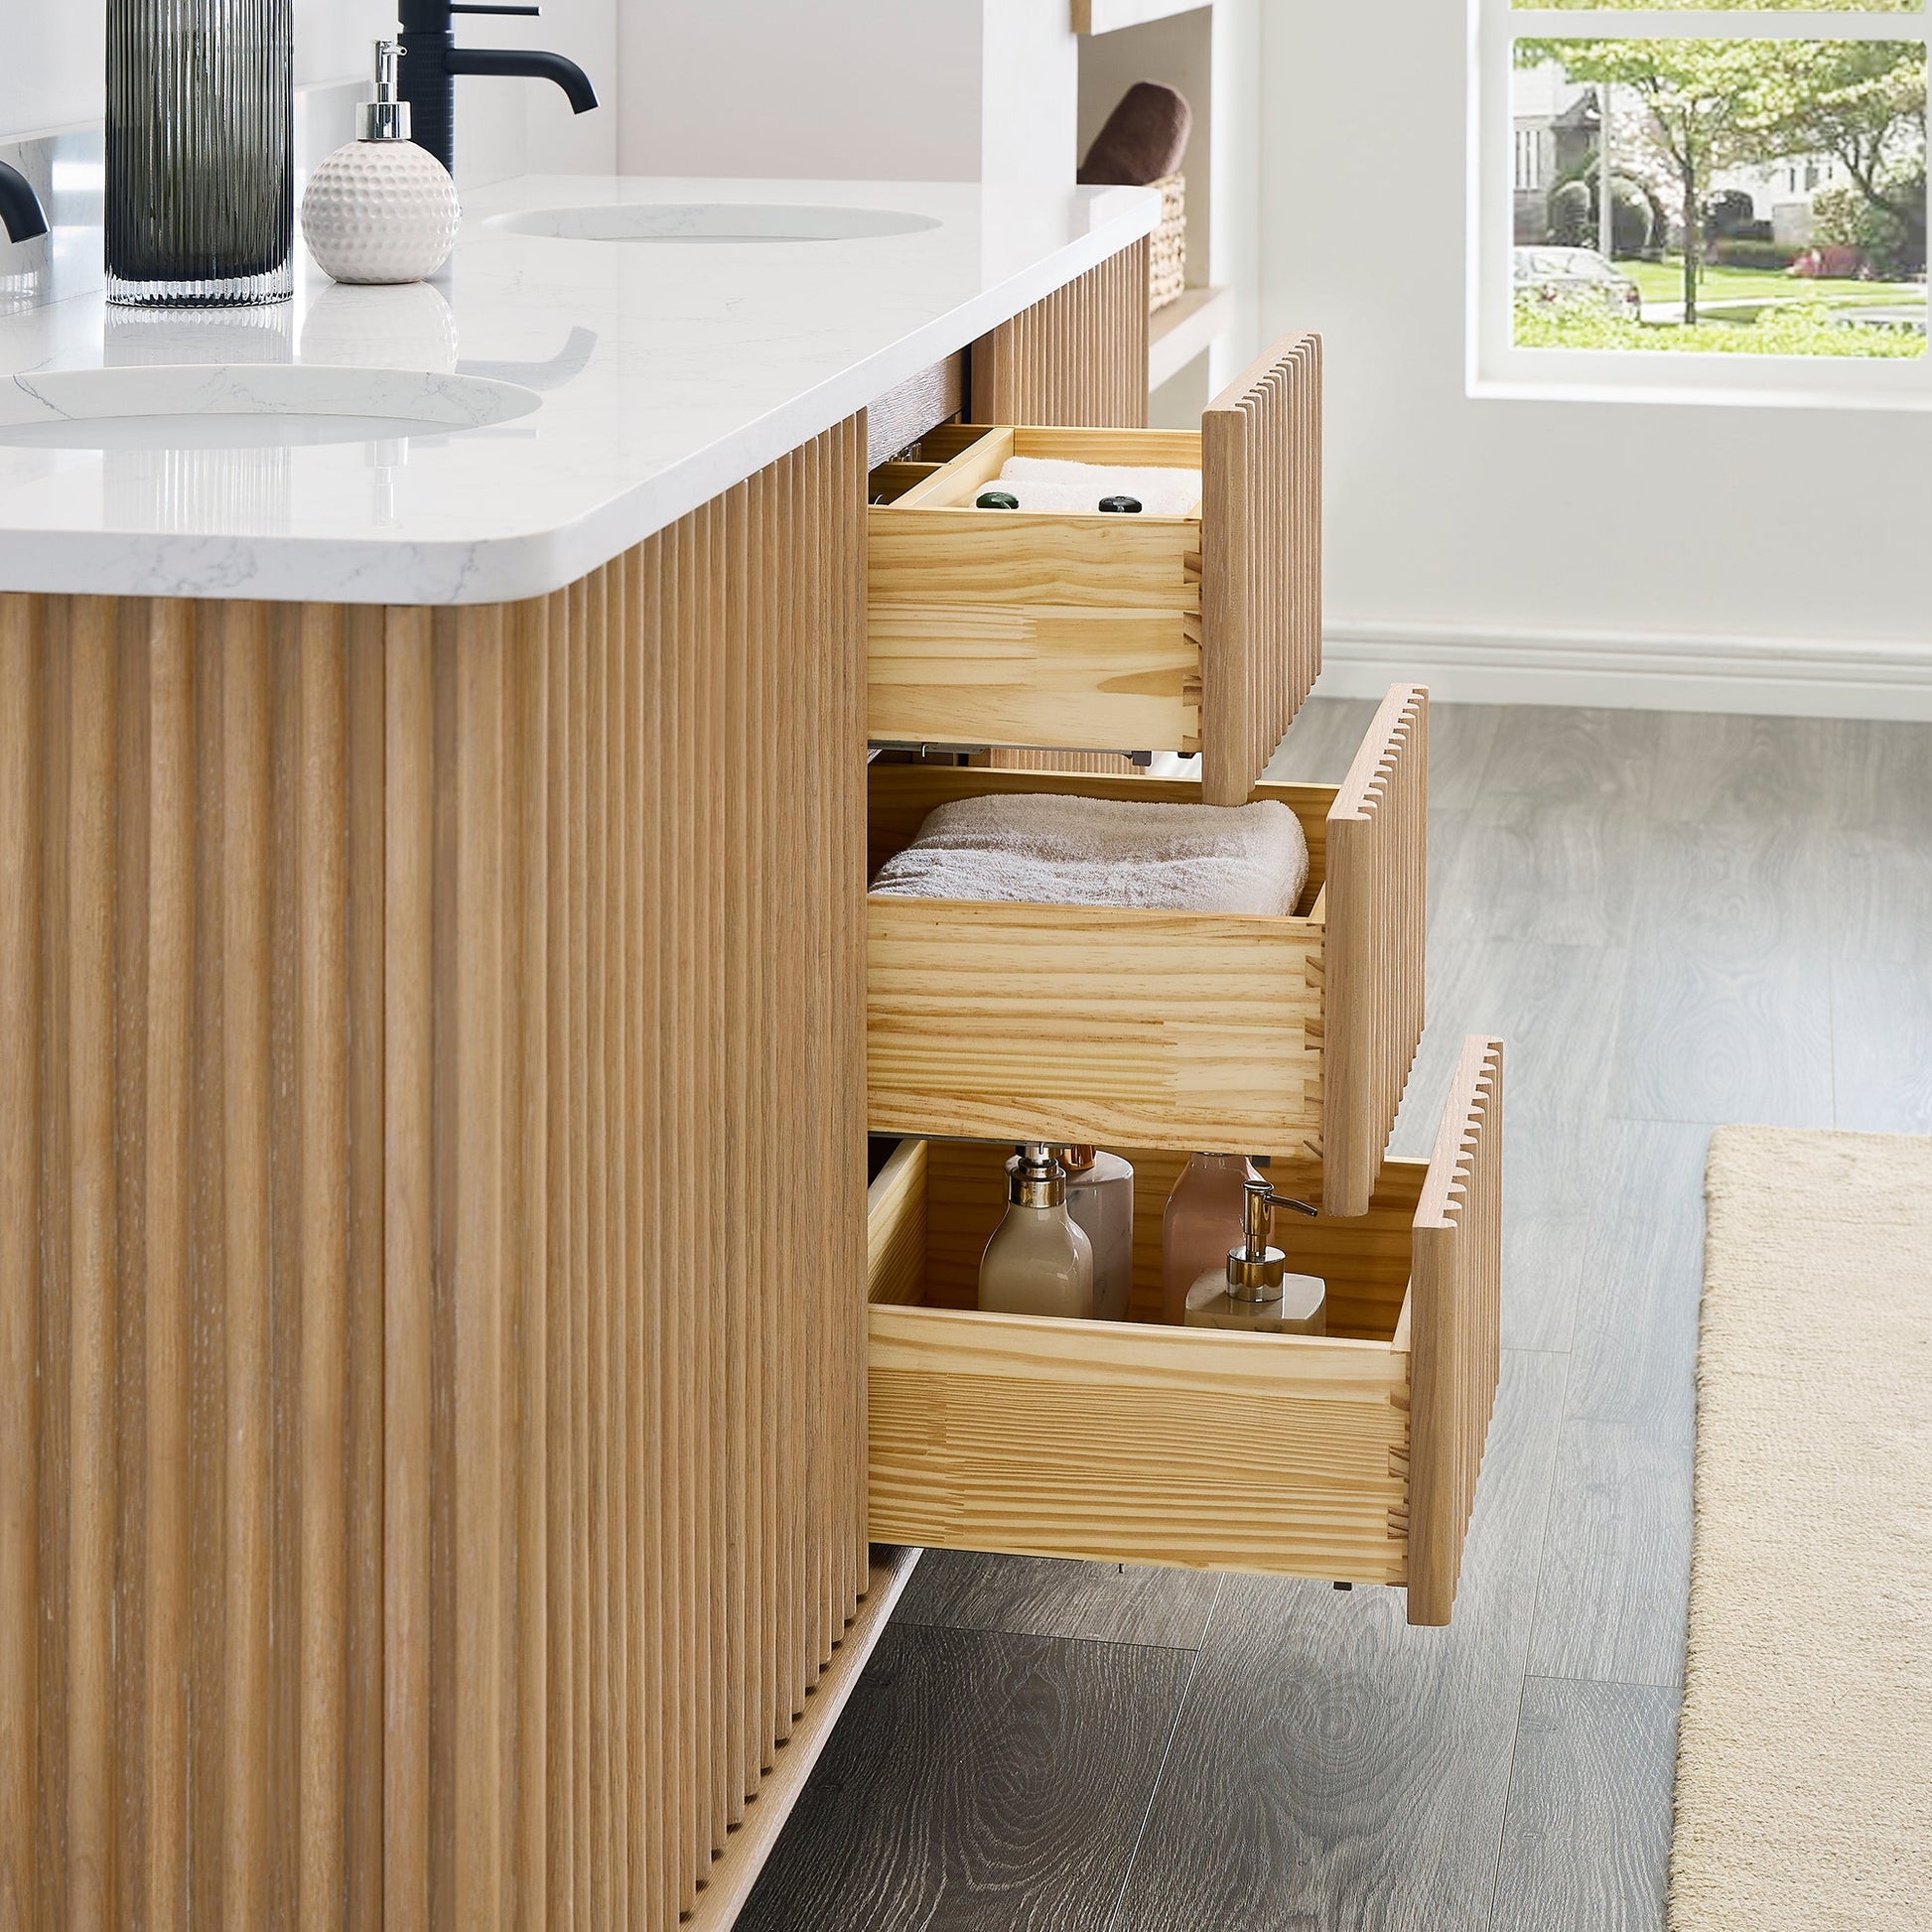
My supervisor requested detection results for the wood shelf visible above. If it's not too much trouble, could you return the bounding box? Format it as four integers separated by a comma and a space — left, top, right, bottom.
1075, 0, 1212, 33
1149, 283, 1234, 389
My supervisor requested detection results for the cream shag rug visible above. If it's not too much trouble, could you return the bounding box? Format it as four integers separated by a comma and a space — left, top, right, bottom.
1671, 1126, 1932, 1929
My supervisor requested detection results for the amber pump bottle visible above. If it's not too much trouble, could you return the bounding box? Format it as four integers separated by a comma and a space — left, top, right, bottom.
1161, 1152, 1254, 1323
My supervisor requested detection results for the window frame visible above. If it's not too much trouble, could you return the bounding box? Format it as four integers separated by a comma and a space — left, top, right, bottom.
1471, 3, 1932, 407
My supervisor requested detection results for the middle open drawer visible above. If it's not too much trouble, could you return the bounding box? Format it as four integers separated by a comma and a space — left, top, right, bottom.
867, 683, 1427, 1218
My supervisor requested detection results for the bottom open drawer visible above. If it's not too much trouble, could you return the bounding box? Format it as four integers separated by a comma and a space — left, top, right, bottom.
865, 1037, 1504, 1625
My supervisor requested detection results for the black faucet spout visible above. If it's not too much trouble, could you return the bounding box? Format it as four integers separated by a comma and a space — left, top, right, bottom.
444, 46, 598, 116
0, 162, 50, 244
396, 0, 601, 179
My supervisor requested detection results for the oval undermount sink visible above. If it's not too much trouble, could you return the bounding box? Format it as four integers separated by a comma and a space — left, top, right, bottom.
0, 364, 542, 452
486, 202, 942, 244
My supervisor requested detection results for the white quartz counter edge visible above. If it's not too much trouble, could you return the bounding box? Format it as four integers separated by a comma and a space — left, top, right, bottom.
0, 184, 1159, 608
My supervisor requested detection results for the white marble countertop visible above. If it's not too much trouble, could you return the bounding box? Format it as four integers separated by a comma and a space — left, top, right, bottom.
0, 175, 1158, 605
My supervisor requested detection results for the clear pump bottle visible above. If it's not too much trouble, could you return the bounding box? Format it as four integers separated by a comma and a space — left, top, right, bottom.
1058, 1145, 1135, 1321
1161, 1152, 1255, 1324
979, 1144, 1095, 1318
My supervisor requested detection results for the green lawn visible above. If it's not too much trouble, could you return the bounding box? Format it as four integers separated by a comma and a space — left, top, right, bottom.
1624, 260, 1925, 308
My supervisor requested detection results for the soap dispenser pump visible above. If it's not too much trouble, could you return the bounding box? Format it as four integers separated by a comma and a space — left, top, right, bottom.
978, 1144, 1095, 1319
301, 41, 463, 286
1183, 1178, 1327, 1334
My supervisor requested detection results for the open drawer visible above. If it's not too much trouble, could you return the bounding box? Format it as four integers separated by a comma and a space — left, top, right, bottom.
866, 1037, 1503, 1624
867, 683, 1427, 1217
868, 331, 1321, 807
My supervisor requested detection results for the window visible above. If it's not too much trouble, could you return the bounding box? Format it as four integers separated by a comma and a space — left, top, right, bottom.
1517, 126, 1549, 188
1474, 2, 1931, 402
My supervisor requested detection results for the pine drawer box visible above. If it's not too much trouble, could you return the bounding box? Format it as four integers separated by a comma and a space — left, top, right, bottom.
867, 331, 1321, 807
865, 1036, 1503, 1625
866, 684, 1427, 1218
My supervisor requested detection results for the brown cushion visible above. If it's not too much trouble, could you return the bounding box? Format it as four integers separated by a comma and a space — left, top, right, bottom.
1077, 81, 1192, 187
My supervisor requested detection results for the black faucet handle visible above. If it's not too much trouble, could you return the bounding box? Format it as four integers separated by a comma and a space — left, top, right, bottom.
0, 162, 49, 245
450, 4, 542, 14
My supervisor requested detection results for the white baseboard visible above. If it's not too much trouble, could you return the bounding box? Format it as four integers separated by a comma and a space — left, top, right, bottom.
1317, 619, 1932, 721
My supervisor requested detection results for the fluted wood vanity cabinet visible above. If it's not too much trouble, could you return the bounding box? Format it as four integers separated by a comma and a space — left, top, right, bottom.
0, 251, 1155, 1932
0, 236, 1498, 1932
0, 425, 881, 1932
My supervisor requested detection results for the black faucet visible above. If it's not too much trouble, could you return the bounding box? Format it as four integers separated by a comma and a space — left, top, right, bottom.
398, 0, 599, 179
0, 162, 50, 244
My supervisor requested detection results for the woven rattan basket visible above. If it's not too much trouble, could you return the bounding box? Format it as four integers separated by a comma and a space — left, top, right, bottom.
1149, 173, 1185, 313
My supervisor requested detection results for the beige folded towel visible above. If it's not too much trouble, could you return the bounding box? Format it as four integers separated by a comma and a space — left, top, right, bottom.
869, 792, 1309, 916
996, 456, 1201, 517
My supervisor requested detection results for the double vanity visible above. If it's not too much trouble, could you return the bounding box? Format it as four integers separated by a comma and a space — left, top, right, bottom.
0, 172, 1499, 1931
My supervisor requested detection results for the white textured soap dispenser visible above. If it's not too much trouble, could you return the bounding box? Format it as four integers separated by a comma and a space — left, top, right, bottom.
302, 40, 462, 286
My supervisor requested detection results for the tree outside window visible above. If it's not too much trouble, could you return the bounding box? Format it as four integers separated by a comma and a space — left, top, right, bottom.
1505, 5, 1927, 358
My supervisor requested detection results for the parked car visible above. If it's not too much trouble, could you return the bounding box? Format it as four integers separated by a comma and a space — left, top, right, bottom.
1513, 246, 1644, 316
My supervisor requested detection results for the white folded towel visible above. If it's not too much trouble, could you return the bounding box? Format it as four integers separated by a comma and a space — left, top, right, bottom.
870, 792, 1310, 916
994, 455, 1202, 517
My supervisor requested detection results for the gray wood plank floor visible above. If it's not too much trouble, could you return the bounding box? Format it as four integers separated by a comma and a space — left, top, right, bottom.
739, 700, 1932, 1931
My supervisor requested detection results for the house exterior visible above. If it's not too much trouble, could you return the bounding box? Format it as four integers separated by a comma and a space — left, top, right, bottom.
1513, 59, 1845, 251
1513, 67, 1600, 242
1707, 156, 1854, 248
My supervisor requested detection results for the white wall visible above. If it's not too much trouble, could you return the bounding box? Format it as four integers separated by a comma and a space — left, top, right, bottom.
1204, 0, 1260, 393
458, 0, 618, 186
1, 0, 615, 185
9, 9, 105, 137
4, 2, 391, 142
614, 0, 1074, 185
980, 0, 1080, 187
1260, 0, 1932, 714
616, 5, 981, 180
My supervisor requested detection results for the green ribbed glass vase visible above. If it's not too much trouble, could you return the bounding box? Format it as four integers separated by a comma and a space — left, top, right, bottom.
106, 0, 293, 305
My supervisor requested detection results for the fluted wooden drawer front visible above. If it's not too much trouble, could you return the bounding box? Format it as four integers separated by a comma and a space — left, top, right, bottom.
868, 331, 1320, 808
865, 1036, 1503, 1625
866, 684, 1427, 1217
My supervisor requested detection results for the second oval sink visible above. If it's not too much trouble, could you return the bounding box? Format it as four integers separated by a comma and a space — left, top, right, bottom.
0, 364, 543, 452
486, 202, 943, 244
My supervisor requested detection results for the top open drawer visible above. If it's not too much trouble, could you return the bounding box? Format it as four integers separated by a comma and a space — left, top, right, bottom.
868, 331, 1321, 807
